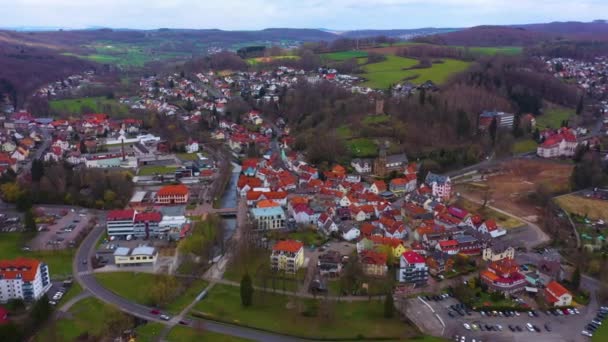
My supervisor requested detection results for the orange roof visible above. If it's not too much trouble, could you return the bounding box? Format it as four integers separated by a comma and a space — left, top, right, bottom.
360, 250, 387, 265
332, 164, 346, 175
273, 240, 303, 253
257, 199, 280, 208
157, 184, 188, 197
390, 178, 409, 186
290, 196, 309, 206
238, 175, 262, 189
480, 270, 499, 282
545, 281, 570, 299
0, 258, 41, 282
369, 235, 404, 248
372, 180, 387, 191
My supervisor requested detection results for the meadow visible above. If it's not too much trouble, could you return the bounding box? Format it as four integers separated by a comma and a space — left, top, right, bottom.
246, 55, 299, 65
535, 105, 574, 129
358, 55, 470, 89
50, 96, 130, 116
321, 50, 369, 61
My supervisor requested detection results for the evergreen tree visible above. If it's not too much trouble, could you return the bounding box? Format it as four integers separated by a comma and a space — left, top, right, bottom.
489, 117, 498, 146
576, 95, 584, 115
532, 128, 540, 142
572, 267, 581, 290
31, 159, 44, 182
456, 110, 471, 138
240, 273, 253, 307
512, 112, 522, 137
418, 88, 426, 106
24, 209, 36, 232
384, 293, 394, 318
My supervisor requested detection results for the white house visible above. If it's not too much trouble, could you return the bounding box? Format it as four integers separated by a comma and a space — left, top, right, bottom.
185, 140, 199, 154
537, 129, 578, 158
0, 258, 51, 303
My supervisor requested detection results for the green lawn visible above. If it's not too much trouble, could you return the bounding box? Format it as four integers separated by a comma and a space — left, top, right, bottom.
36, 297, 130, 341
0, 232, 74, 279
223, 249, 271, 283
191, 284, 411, 340
466, 46, 523, 56
348, 138, 378, 158
593, 321, 608, 341
138, 165, 178, 176
94, 272, 208, 314
363, 114, 390, 124
50, 96, 130, 116
456, 198, 523, 229
536, 106, 574, 129
321, 50, 369, 61
512, 139, 537, 154
134, 322, 165, 342
401, 59, 471, 85
336, 125, 353, 139
176, 153, 201, 161
246, 55, 299, 65
168, 325, 252, 342
286, 229, 328, 247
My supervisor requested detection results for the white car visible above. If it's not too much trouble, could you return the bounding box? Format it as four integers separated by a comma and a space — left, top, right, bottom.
160, 314, 171, 321
463, 323, 471, 330
514, 311, 521, 316
582, 330, 593, 337
526, 323, 535, 332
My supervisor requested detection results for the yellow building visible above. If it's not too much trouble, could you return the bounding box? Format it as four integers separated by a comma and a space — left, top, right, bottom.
270, 240, 304, 274
113, 246, 158, 268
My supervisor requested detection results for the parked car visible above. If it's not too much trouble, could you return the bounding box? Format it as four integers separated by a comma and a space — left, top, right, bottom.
160, 314, 170, 321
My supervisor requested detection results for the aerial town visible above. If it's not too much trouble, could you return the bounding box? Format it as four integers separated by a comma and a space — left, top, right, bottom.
2, 4, 608, 342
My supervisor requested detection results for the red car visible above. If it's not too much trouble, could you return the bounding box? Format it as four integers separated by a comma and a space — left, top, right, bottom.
150, 309, 160, 315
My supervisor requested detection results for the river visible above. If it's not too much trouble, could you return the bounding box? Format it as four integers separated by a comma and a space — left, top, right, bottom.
218, 162, 241, 241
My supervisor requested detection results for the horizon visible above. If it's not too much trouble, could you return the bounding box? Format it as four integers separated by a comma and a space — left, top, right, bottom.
3, 0, 608, 31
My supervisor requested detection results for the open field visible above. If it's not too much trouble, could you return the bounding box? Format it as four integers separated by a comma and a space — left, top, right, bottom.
36, 297, 129, 341
246, 55, 299, 65
456, 159, 573, 221
365, 43, 522, 56
359, 55, 418, 88
0, 232, 74, 279
191, 284, 413, 340
50, 96, 130, 116
168, 325, 252, 342
66, 41, 193, 67
138, 165, 178, 176
347, 137, 378, 158
536, 105, 574, 129
593, 322, 608, 342
176, 152, 201, 161
321, 50, 369, 61
359, 56, 470, 88
511, 139, 537, 154
134, 322, 165, 342
363, 114, 391, 124
555, 194, 608, 221
94, 272, 208, 314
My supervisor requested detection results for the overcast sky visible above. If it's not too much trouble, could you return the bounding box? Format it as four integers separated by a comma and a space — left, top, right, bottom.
3, 0, 607, 30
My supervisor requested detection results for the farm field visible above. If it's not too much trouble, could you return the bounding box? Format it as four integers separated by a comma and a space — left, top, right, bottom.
456, 159, 573, 221
68, 42, 193, 67
0, 232, 74, 279
359, 56, 470, 88
536, 105, 574, 129
246, 55, 299, 65
191, 284, 412, 340
94, 272, 208, 314
321, 50, 369, 61
50, 96, 130, 116
555, 194, 608, 221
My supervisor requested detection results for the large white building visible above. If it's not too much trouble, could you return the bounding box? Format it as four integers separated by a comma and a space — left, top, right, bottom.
0, 258, 51, 303
397, 251, 428, 286
250, 206, 286, 230
107, 209, 188, 240
537, 129, 578, 158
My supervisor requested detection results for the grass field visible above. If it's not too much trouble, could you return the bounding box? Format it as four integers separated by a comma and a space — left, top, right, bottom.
286, 229, 328, 247
593, 322, 608, 342
176, 153, 201, 161
50, 96, 130, 116
246, 55, 299, 65
58, 282, 83, 307
36, 297, 127, 341
363, 114, 390, 124
555, 194, 608, 221
191, 284, 411, 340
321, 50, 369, 61
512, 139, 538, 154
134, 322, 165, 342
138, 165, 178, 176
94, 272, 208, 314
67, 41, 192, 67
336, 125, 353, 139
536, 106, 574, 129
359, 56, 470, 88
0, 232, 74, 279
466, 46, 523, 56
348, 138, 378, 158
168, 325, 252, 342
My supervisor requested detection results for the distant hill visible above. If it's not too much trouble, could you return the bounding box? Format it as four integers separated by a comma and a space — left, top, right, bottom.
415, 21, 608, 47
339, 28, 459, 39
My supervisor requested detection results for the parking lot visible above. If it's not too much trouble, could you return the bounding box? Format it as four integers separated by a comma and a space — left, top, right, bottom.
0, 212, 24, 232
29, 207, 93, 251
411, 292, 602, 341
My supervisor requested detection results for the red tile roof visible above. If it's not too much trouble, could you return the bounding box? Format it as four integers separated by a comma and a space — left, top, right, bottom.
108, 209, 135, 221
134, 211, 162, 222
157, 184, 189, 197
545, 281, 570, 303
273, 240, 303, 253
0, 258, 41, 282
360, 250, 387, 265
402, 251, 425, 264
